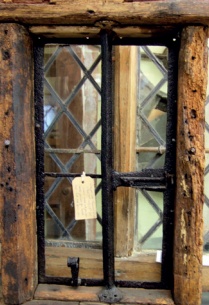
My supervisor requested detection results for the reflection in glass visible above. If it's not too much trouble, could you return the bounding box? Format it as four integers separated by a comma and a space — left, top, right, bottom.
136, 46, 168, 171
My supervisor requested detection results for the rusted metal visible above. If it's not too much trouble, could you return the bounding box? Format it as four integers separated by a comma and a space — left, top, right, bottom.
112, 169, 167, 190
100, 30, 115, 289
34, 41, 46, 282
67, 257, 80, 286
44, 172, 102, 178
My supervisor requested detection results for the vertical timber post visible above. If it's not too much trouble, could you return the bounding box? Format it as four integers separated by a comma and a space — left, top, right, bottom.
114, 46, 137, 257
174, 26, 208, 305
0, 24, 37, 304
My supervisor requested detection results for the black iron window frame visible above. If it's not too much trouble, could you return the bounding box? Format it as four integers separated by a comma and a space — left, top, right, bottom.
34, 30, 179, 297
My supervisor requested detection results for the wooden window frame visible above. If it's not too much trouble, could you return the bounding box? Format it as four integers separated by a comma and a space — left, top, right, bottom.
0, 1, 208, 305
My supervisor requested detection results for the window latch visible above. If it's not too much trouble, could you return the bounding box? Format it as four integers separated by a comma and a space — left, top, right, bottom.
67, 257, 80, 286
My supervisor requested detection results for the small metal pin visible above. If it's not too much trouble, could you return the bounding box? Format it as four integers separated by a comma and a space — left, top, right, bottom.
4, 140, 10, 147
81, 171, 86, 183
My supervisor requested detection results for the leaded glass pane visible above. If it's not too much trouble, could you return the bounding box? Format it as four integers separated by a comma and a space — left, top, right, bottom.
43, 44, 102, 243
136, 46, 168, 250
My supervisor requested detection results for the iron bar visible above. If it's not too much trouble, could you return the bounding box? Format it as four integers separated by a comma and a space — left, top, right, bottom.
44, 172, 102, 178
34, 42, 46, 281
100, 30, 115, 289
161, 38, 179, 289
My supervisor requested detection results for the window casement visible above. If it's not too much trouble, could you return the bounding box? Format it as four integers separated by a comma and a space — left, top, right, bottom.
0, 2, 208, 305
34, 33, 178, 298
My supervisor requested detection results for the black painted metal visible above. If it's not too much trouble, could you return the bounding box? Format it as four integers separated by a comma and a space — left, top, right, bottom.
67, 257, 80, 286
98, 286, 123, 303
100, 30, 115, 289
112, 169, 166, 189
161, 37, 179, 289
45, 172, 102, 179
34, 42, 46, 282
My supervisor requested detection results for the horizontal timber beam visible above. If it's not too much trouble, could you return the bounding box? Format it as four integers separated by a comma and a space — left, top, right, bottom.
29, 25, 177, 39
0, 1, 209, 26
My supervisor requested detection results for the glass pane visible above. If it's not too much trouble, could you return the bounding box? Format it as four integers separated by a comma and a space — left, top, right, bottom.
43, 44, 102, 251
136, 190, 163, 251
137, 46, 168, 170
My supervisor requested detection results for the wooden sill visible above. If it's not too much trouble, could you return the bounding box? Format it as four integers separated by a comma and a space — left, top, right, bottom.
46, 246, 161, 282
32, 284, 175, 305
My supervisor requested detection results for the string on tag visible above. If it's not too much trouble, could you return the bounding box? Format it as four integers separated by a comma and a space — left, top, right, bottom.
81, 171, 86, 183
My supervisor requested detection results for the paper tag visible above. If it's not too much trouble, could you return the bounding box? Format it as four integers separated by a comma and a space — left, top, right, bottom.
156, 250, 162, 263
203, 255, 209, 266
72, 175, 97, 220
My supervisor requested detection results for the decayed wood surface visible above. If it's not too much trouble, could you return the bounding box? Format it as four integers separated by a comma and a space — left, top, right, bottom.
34, 284, 174, 304
174, 26, 208, 305
45, 247, 161, 282
114, 46, 137, 257
0, 1, 209, 26
0, 24, 37, 304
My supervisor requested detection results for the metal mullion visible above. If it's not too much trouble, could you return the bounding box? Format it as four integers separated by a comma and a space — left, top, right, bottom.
100, 31, 115, 289
99, 32, 122, 304
34, 43, 46, 281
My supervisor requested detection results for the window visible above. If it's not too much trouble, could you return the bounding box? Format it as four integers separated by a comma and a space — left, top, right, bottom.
34, 31, 178, 299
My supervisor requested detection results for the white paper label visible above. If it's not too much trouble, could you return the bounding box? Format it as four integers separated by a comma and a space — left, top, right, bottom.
72, 176, 97, 220
156, 250, 162, 263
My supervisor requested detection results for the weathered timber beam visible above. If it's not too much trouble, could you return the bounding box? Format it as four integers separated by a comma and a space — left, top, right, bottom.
0, 1, 209, 26
174, 26, 208, 305
114, 46, 137, 257
29, 25, 177, 39
0, 24, 37, 304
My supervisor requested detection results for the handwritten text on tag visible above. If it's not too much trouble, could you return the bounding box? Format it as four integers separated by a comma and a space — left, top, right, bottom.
72, 176, 97, 220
